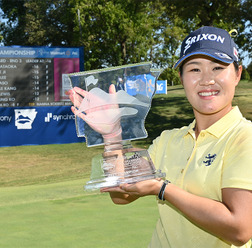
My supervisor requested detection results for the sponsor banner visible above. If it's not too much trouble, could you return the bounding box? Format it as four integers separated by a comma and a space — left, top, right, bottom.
124, 76, 167, 96
125, 74, 156, 98
0, 106, 84, 147
156, 80, 167, 94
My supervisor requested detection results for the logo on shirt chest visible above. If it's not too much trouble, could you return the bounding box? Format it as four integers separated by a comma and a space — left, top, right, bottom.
203, 153, 217, 166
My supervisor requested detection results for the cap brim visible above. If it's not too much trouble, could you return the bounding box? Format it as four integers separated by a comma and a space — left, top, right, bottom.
173, 50, 234, 69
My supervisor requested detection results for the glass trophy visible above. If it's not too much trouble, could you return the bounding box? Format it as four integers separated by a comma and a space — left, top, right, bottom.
66, 62, 166, 191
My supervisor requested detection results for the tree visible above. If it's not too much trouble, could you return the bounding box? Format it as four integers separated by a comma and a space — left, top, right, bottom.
0, 0, 28, 45
0, 0, 251, 76
23, 0, 77, 46
161, 0, 251, 64
247, 62, 252, 79
0, 0, 77, 46
240, 0, 252, 59
73, 0, 165, 69
241, 67, 250, 81
0, 0, 166, 70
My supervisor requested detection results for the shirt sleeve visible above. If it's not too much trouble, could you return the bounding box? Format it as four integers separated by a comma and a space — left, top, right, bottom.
222, 126, 252, 190
148, 135, 160, 166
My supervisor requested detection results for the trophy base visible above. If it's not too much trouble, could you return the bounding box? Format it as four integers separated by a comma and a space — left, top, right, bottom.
85, 170, 166, 191
84, 147, 166, 191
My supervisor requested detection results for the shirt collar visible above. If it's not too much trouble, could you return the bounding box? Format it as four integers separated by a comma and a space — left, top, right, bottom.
187, 120, 196, 138
186, 106, 243, 139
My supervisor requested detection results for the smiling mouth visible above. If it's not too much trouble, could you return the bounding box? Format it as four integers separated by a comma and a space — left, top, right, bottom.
198, 91, 219, 97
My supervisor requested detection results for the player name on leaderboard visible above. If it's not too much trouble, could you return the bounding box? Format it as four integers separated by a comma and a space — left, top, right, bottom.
0, 58, 56, 107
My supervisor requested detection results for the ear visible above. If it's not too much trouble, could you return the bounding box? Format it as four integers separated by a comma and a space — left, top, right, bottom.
179, 71, 184, 86
235, 65, 242, 86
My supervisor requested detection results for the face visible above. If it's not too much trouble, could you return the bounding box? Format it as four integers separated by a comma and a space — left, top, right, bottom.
180, 56, 242, 119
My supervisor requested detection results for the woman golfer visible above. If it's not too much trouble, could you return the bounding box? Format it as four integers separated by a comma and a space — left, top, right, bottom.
69, 26, 252, 248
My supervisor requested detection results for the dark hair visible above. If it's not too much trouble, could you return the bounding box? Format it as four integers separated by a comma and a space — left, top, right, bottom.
233, 61, 239, 72
179, 61, 240, 76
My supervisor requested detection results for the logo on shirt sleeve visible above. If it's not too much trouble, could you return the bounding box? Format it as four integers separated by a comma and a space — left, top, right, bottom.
203, 154, 217, 166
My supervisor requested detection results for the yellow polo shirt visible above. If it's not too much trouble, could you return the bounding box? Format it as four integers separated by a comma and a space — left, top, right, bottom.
148, 106, 252, 248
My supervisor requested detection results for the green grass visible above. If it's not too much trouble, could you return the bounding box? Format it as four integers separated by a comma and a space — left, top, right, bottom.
0, 80, 251, 247
0, 180, 159, 248
0, 143, 103, 187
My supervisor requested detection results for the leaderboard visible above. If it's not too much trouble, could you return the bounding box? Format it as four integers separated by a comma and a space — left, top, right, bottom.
0, 46, 84, 107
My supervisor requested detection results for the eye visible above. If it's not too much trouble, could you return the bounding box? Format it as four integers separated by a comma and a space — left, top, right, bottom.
213, 66, 224, 71
190, 68, 200, 72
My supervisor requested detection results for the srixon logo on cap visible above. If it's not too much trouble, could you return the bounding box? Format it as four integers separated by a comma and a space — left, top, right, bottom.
183, 33, 225, 54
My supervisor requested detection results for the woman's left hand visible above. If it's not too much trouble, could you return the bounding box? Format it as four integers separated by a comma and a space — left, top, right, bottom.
101, 179, 163, 197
